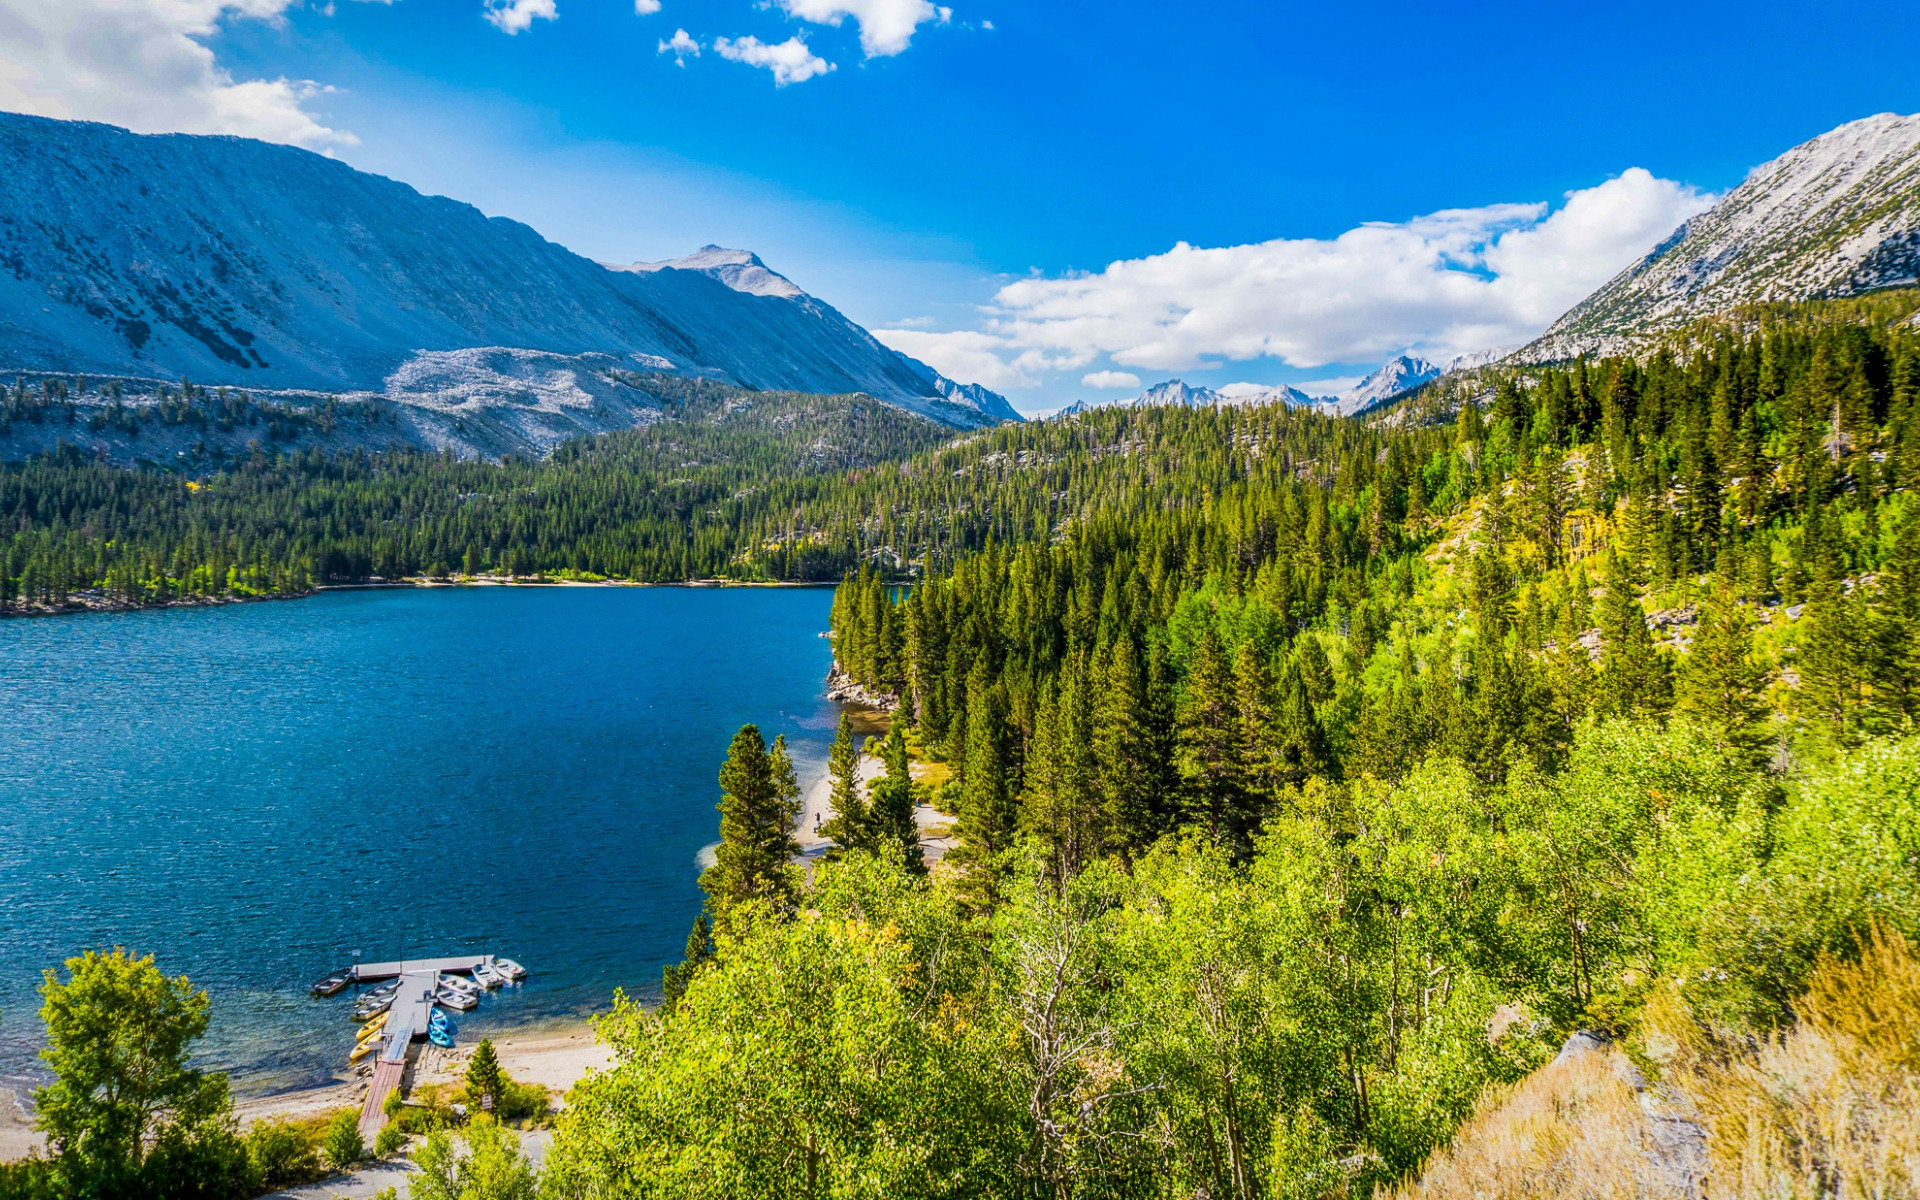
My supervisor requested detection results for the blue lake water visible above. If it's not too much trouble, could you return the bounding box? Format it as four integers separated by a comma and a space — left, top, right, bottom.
0, 586, 840, 1103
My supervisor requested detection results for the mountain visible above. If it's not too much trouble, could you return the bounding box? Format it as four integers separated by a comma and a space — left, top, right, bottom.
1056, 354, 1464, 420
0, 112, 1016, 432
1315, 355, 1442, 417
1521, 111, 1920, 362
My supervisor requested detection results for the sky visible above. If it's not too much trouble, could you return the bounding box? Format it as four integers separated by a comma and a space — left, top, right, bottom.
1, 0, 1916, 414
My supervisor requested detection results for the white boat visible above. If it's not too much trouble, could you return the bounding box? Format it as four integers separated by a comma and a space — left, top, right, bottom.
351, 994, 393, 1021
493, 958, 527, 982
438, 973, 483, 998
472, 963, 505, 988
434, 988, 477, 1011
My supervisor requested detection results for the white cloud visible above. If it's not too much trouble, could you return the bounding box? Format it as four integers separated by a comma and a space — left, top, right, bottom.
0, 0, 360, 149
773, 0, 949, 57
483, 0, 556, 34
633, 0, 661, 12
1288, 375, 1363, 395
712, 34, 834, 85
1082, 370, 1141, 389
875, 328, 1044, 390
657, 28, 699, 63
944, 170, 1713, 385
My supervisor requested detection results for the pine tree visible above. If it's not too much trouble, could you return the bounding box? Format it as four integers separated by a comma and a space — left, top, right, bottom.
465, 1038, 504, 1110
868, 724, 925, 874
1873, 510, 1920, 719
1177, 630, 1249, 854
1092, 636, 1157, 857
660, 912, 713, 1010
1675, 595, 1770, 762
950, 669, 1017, 909
1593, 558, 1672, 722
818, 713, 875, 859
1022, 660, 1100, 883
1799, 583, 1873, 742
698, 724, 801, 921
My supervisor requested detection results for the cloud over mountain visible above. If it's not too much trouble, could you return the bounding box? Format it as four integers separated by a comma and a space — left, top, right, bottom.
901, 169, 1712, 388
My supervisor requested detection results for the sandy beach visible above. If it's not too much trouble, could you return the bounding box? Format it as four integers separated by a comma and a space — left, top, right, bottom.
0, 1021, 612, 1164
796, 742, 959, 868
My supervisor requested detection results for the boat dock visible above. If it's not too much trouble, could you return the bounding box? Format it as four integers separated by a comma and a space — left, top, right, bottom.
342, 955, 516, 1139
350, 955, 499, 983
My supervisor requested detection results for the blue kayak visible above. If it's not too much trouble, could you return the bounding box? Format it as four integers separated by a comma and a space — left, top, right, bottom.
428, 1025, 455, 1049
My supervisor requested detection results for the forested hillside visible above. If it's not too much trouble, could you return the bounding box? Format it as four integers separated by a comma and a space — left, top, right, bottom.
0, 375, 962, 606
535, 294, 1920, 1198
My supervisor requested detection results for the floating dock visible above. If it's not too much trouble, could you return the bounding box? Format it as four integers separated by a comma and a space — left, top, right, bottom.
348, 955, 507, 1139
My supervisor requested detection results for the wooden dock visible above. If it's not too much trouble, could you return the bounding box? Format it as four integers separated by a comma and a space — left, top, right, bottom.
357, 968, 445, 1138
337, 954, 514, 1139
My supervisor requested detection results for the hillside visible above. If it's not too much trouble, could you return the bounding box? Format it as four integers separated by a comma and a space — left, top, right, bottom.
0, 113, 1017, 434
1522, 111, 1920, 362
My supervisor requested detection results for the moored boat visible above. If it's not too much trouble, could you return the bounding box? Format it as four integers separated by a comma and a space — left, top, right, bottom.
438, 973, 483, 998
310, 968, 353, 997
472, 963, 505, 988
493, 958, 527, 982
351, 993, 394, 1021
434, 987, 477, 1011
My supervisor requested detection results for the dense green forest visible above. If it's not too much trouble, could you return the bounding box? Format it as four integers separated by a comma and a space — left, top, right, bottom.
549, 297, 1920, 1197
0, 375, 960, 607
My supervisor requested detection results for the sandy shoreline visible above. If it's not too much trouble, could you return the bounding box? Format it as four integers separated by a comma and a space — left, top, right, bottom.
795, 742, 959, 868
0, 1019, 611, 1164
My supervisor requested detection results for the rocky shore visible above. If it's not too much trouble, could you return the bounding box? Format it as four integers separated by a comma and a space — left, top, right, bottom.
823, 663, 898, 711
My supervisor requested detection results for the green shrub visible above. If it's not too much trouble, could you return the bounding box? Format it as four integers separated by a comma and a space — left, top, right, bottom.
373, 1122, 406, 1158
0, 1158, 54, 1200
245, 1119, 320, 1189
321, 1110, 365, 1171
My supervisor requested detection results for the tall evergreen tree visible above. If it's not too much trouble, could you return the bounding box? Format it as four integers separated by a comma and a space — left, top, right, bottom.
698, 725, 801, 921
818, 713, 875, 859
950, 665, 1017, 909
1177, 631, 1251, 855
1675, 595, 1770, 763
868, 724, 925, 875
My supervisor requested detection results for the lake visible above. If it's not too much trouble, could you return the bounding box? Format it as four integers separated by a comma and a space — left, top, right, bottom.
0, 585, 841, 1102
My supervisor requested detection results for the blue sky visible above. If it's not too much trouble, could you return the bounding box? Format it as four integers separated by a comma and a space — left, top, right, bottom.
4, 0, 1918, 411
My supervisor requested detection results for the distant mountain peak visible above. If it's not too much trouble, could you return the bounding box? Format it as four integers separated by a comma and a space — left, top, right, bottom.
1315, 354, 1441, 417
613, 244, 808, 300
1519, 111, 1920, 362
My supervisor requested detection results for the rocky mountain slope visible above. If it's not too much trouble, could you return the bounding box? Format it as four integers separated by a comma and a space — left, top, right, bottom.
0, 112, 1015, 432
1521, 111, 1920, 361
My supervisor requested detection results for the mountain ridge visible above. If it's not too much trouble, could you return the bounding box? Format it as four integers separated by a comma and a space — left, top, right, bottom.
0, 112, 1017, 434
1518, 111, 1920, 362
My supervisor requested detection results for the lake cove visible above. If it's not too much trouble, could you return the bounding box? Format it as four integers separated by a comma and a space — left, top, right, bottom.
0, 586, 839, 1101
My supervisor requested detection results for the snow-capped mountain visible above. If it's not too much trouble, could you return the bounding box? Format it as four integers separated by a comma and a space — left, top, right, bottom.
0, 113, 1016, 431
1315, 355, 1441, 417
1060, 378, 1324, 417
1057, 352, 1481, 420
1521, 111, 1920, 362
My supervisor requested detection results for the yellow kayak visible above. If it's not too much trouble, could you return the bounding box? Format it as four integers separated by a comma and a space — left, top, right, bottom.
349, 1036, 382, 1064
359, 1011, 389, 1036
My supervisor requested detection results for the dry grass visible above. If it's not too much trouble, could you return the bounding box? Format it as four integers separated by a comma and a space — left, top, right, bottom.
1650, 926, 1920, 1200
1392, 930, 1920, 1200
1385, 1044, 1667, 1200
